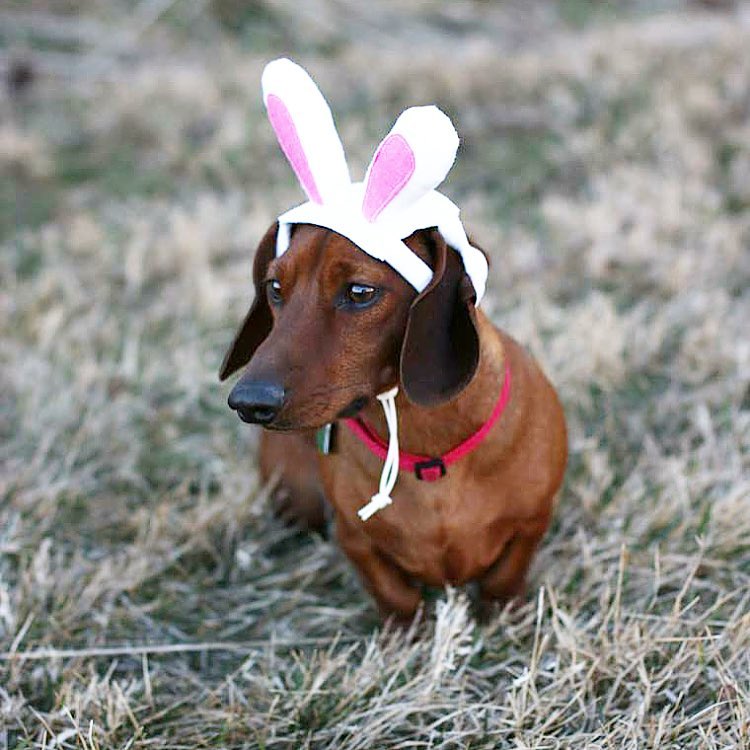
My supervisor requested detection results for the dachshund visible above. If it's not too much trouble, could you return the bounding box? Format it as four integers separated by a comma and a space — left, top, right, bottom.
220, 221, 567, 622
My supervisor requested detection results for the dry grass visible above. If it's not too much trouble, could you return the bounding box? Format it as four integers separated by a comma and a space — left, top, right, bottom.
2, 1, 750, 747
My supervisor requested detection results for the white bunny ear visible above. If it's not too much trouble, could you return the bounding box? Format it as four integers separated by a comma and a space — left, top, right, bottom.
361, 106, 459, 223
262, 58, 351, 205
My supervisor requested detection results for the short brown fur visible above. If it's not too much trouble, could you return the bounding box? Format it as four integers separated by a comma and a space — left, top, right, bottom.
223, 223, 567, 621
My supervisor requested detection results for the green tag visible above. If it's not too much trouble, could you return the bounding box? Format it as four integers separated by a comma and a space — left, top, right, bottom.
316, 424, 335, 455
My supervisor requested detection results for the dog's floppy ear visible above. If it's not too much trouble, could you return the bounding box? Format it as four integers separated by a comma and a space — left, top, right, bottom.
400, 229, 480, 406
218, 223, 278, 382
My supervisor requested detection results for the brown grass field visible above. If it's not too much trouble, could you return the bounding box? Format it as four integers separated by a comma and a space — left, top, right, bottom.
1, 1, 750, 747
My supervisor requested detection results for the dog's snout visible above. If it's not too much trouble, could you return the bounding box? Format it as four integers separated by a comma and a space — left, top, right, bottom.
228, 381, 286, 425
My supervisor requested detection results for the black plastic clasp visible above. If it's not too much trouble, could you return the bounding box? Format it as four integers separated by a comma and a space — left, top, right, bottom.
414, 457, 447, 482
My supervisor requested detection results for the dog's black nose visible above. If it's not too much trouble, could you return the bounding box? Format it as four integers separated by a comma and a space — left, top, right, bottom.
228, 381, 285, 425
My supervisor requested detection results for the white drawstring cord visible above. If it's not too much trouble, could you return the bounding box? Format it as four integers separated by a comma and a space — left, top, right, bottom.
357, 386, 400, 521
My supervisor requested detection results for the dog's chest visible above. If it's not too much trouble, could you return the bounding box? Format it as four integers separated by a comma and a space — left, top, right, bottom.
391, 484, 510, 583
326, 457, 509, 585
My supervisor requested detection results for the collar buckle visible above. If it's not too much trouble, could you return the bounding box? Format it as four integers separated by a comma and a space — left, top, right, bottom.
414, 457, 447, 482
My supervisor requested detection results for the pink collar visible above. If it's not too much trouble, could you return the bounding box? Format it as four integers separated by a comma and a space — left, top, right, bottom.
343, 362, 512, 482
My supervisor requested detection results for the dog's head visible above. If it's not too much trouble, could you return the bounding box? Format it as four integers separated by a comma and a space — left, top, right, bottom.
220, 222, 482, 430
220, 59, 488, 429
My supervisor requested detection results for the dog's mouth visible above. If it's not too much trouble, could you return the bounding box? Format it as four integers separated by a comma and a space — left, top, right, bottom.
261, 418, 298, 432
260, 395, 370, 432
336, 396, 369, 419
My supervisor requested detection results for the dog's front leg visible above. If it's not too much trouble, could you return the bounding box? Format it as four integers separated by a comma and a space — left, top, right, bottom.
336, 517, 421, 623
478, 523, 547, 606
259, 431, 327, 530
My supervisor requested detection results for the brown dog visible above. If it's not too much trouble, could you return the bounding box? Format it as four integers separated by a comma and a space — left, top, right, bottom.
221, 222, 567, 621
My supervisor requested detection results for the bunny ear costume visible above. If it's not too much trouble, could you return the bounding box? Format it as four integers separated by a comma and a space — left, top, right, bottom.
262, 58, 488, 302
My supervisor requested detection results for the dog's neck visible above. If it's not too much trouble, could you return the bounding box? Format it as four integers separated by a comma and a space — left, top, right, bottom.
360, 311, 507, 457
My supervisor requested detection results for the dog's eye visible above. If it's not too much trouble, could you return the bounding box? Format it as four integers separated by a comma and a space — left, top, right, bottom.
346, 283, 378, 308
266, 279, 283, 305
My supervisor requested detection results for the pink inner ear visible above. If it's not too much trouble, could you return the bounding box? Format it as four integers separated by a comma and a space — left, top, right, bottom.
266, 94, 323, 204
362, 134, 415, 222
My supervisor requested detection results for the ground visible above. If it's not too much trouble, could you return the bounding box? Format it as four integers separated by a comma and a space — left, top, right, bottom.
1, 1, 749, 748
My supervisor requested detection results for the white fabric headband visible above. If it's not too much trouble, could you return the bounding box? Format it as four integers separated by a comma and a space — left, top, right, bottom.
262, 58, 488, 302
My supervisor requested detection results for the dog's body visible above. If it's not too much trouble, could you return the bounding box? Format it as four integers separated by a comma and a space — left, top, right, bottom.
262, 315, 566, 620
224, 223, 567, 621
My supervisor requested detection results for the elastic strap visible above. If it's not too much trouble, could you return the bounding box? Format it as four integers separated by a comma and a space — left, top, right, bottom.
357, 387, 399, 521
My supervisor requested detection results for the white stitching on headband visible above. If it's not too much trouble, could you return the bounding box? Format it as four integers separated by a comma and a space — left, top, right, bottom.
261, 57, 488, 303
